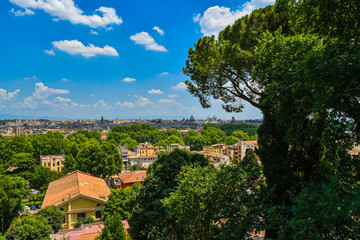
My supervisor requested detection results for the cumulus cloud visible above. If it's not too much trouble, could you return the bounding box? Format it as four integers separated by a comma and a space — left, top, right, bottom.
168, 94, 178, 98
130, 32, 167, 52
10, 8, 34, 16
53, 96, 71, 103
152, 26, 164, 35
159, 72, 169, 76
135, 95, 152, 107
44, 49, 55, 55
51, 40, 119, 57
172, 82, 187, 91
23, 82, 69, 109
122, 77, 136, 82
0, 89, 20, 102
9, 0, 122, 28
94, 99, 111, 109
194, 0, 275, 37
90, 30, 98, 35
61, 78, 68, 82
116, 101, 135, 108
148, 89, 163, 94
24, 75, 37, 80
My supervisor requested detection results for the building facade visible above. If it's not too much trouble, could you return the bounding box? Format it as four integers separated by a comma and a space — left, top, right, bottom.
42, 171, 110, 229
40, 155, 65, 172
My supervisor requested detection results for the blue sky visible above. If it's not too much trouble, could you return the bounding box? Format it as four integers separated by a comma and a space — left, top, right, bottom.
0, 0, 273, 120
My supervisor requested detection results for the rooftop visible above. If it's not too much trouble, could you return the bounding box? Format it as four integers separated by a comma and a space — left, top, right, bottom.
42, 170, 111, 208
118, 170, 147, 184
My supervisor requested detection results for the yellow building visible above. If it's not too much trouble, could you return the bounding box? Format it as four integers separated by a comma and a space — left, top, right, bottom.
42, 171, 110, 229
40, 155, 65, 172
203, 144, 227, 155
134, 142, 155, 157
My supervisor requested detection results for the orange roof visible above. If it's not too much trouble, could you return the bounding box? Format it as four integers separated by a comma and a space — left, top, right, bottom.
118, 171, 146, 184
42, 171, 111, 208
79, 232, 100, 240
244, 140, 258, 146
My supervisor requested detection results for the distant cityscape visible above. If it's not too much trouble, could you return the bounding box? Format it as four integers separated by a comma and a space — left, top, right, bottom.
0, 116, 263, 137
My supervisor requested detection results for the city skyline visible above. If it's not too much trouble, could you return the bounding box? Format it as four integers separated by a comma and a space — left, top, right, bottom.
0, 0, 274, 119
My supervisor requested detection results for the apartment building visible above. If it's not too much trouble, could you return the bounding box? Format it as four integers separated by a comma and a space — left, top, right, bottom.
40, 155, 65, 172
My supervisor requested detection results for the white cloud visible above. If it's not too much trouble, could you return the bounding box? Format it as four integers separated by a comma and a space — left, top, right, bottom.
44, 49, 55, 55
94, 99, 111, 109
148, 89, 163, 94
157, 98, 183, 107
116, 101, 135, 108
193, 13, 201, 22
152, 26, 164, 35
53, 96, 71, 103
24, 75, 37, 80
168, 94, 178, 98
130, 32, 167, 52
135, 95, 152, 107
90, 30, 98, 35
159, 72, 169, 76
172, 82, 187, 91
23, 82, 69, 109
122, 77, 136, 82
0, 89, 20, 102
9, 0, 122, 28
10, 8, 34, 16
61, 78, 68, 82
194, 0, 275, 37
51, 40, 119, 57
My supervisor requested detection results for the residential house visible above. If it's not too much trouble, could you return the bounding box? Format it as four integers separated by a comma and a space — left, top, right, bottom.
42, 171, 110, 229
133, 143, 157, 168
226, 140, 258, 163
118, 146, 136, 171
203, 144, 227, 155
40, 155, 65, 172
134, 142, 155, 157
205, 152, 230, 169
112, 170, 147, 189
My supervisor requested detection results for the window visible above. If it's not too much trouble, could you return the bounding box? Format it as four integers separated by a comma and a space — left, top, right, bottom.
62, 216, 65, 223
77, 213, 85, 219
48, 162, 50, 167
57, 161, 60, 166
95, 211, 102, 219
96, 204, 101, 207
53, 163, 55, 167
58, 167, 60, 171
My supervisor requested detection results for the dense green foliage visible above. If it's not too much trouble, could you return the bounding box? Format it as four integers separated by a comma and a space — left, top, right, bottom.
36, 206, 63, 233
96, 214, 130, 240
110, 123, 258, 151
0, 176, 27, 234
163, 163, 263, 239
103, 188, 132, 221
183, 0, 360, 238
5, 215, 52, 240
128, 149, 208, 240
76, 139, 122, 178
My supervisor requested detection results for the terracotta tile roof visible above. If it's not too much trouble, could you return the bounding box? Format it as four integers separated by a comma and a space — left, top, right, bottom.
118, 171, 146, 184
79, 232, 100, 240
42, 170, 110, 208
243, 140, 258, 146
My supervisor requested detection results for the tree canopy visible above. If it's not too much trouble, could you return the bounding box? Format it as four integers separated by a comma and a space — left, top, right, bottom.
5, 215, 52, 240
183, 0, 360, 238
